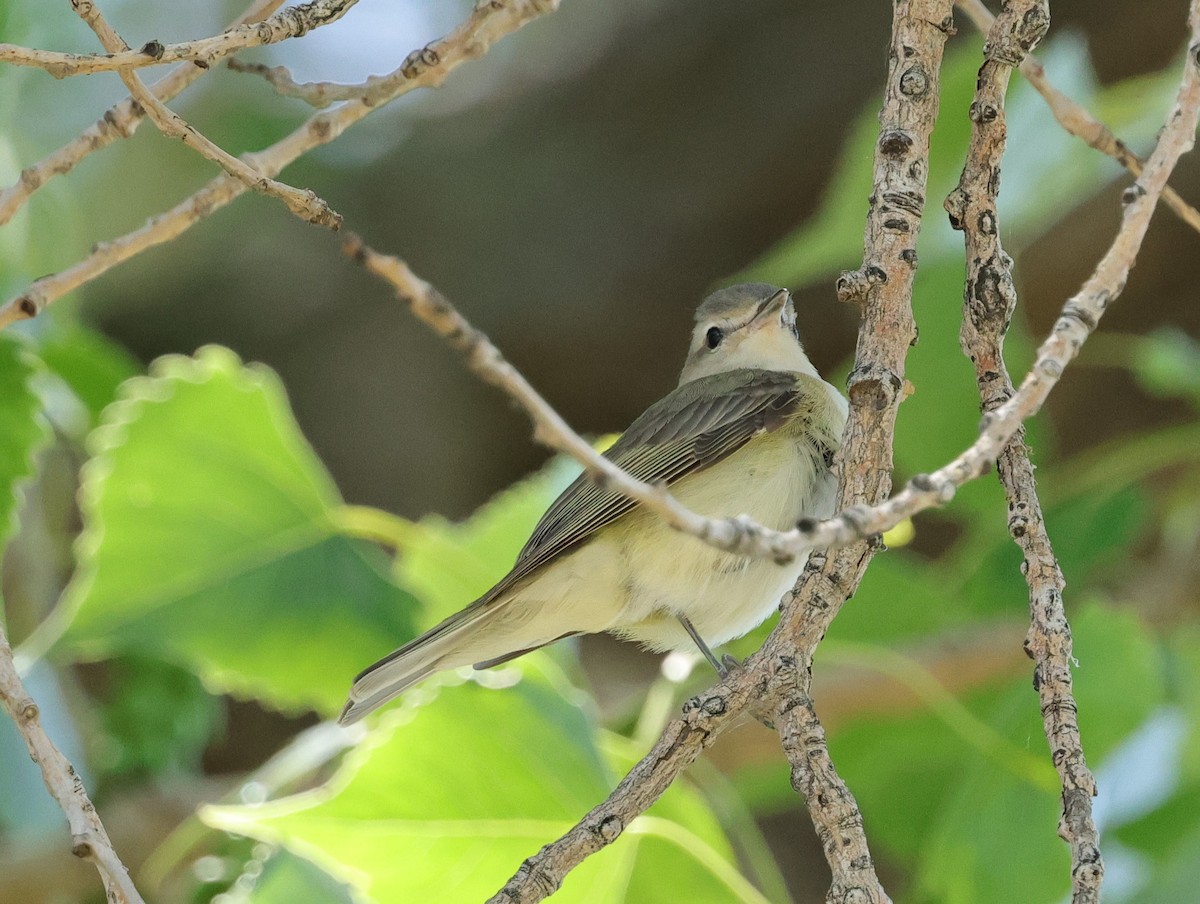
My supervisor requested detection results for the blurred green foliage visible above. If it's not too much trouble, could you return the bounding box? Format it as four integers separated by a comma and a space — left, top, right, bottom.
0, 27, 1198, 904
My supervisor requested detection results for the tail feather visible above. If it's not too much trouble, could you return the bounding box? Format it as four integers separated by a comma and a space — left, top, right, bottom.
339, 666, 436, 724
339, 601, 496, 725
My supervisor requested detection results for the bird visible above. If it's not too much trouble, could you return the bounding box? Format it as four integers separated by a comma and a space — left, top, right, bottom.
340, 283, 848, 724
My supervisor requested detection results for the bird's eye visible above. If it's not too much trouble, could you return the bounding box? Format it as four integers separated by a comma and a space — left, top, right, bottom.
705, 326, 724, 349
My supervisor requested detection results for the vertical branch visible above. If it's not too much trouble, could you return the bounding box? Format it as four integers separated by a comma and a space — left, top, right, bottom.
955, 0, 1200, 236
947, 1, 1112, 901
770, 2, 956, 901
0, 624, 146, 904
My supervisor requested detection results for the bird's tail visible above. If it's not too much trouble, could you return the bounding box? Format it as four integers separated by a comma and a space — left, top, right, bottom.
339, 600, 497, 725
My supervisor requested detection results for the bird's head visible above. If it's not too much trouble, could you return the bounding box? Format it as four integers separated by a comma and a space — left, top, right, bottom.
680, 283, 817, 385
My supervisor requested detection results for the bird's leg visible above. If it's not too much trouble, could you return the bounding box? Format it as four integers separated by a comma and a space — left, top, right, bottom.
678, 616, 772, 728
678, 616, 728, 677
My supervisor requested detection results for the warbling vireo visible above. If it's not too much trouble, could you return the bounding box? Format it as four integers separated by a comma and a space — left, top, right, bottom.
341, 283, 848, 723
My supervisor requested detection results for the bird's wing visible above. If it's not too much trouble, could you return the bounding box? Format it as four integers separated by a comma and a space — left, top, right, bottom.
482, 368, 806, 604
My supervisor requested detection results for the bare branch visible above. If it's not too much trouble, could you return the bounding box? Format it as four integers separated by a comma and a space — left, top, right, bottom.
0, 623, 146, 904
228, 58, 372, 108
770, 0, 958, 898
951, 1, 1200, 895
0, 0, 562, 331
946, 0, 1106, 899
0, 0, 285, 228
956, 0, 1200, 235
0, 0, 357, 79
70, 0, 340, 229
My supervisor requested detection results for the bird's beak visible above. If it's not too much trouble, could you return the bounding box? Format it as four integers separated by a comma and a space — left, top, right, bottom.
749, 288, 792, 330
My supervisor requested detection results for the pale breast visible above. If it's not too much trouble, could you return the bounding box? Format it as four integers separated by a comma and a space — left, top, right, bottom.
610, 418, 838, 651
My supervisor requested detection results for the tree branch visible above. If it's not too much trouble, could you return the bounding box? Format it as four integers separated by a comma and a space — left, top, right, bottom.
0, 0, 562, 331
70, 0, 340, 229
0, 0, 285, 228
770, 0, 958, 898
0, 0, 358, 79
0, 623, 146, 904
955, 0, 1200, 235
950, 1, 1200, 896
228, 58, 381, 109
946, 1, 1106, 899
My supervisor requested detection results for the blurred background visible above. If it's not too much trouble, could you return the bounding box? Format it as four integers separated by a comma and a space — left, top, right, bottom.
1, 0, 1199, 902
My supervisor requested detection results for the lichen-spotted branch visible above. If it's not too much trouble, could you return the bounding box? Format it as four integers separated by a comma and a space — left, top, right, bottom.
955, 0, 1200, 235
945, 1, 1105, 900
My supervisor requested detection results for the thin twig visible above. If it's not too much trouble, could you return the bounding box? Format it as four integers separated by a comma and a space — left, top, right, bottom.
0, 0, 285, 228
0, 0, 358, 79
0, 0, 562, 331
946, 1, 1106, 900
0, 623, 146, 904
227, 58, 373, 108
70, 0, 340, 229
956, 0, 1200, 235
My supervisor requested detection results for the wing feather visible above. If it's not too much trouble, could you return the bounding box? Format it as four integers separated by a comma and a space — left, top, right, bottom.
481, 369, 804, 605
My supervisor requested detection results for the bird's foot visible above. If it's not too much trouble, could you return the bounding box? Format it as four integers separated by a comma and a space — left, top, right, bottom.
718, 654, 742, 679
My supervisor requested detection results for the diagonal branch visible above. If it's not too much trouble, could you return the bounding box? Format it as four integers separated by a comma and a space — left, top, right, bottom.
956, 0, 1200, 235
70, 0, 340, 228
0, 623, 146, 904
0, 0, 561, 332
0, 0, 285, 228
0, 0, 358, 79
945, 1, 1108, 901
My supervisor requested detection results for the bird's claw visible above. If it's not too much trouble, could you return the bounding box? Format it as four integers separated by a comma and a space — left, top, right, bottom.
718, 654, 742, 678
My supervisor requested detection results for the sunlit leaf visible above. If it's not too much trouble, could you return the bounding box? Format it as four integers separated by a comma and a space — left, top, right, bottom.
54, 346, 418, 715
206, 669, 768, 904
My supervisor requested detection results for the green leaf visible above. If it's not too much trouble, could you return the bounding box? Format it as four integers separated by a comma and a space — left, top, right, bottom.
0, 336, 47, 554
1129, 328, 1200, 407
31, 315, 140, 427
823, 604, 1167, 904
91, 654, 222, 783
52, 346, 418, 716
205, 669, 768, 904
1070, 605, 1166, 757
